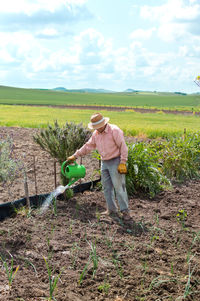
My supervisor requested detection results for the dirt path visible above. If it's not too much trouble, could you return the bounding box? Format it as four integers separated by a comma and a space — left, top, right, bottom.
3, 103, 200, 115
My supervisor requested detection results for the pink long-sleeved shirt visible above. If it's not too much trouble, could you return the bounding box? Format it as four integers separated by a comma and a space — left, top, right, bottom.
74, 123, 128, 163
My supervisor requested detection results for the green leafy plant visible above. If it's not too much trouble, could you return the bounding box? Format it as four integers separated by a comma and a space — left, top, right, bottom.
150, 133, 200, 183
163, 137, 200, 182
126, 142, 171, 198
33, 121, 91, 186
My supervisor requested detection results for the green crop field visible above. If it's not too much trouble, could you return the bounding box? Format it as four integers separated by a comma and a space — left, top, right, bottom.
0, 85, 200, 111
1, 104, 200, 138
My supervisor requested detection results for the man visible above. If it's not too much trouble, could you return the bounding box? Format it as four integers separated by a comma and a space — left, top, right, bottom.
67, 112, 131, 221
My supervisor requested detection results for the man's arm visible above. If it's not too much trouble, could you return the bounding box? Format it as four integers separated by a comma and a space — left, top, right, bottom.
67, 134, 97, 161
112, 127, 128, 163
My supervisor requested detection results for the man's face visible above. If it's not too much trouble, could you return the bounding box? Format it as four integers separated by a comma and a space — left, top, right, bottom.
97, 124, 106, 133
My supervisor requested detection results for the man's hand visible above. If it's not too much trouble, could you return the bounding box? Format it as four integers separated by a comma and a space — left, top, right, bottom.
117, 163, 127, 174
67, 155, 76, 162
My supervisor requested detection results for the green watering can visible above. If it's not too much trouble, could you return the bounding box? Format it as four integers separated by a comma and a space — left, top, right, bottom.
54, 161, 86, 196
61, 161, 86, 186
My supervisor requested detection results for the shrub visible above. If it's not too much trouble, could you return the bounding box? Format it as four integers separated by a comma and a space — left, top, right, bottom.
126, 142, 171, 198
149, 133, 200, 183
0, 136, 23, 184
33, 121, 91, 185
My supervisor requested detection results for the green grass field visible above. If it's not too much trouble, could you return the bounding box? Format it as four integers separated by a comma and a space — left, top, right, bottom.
1, 104, 200, 138
0, 85, 200, 111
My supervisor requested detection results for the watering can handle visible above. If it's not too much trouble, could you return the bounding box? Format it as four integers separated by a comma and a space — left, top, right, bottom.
61, 160, 77, 176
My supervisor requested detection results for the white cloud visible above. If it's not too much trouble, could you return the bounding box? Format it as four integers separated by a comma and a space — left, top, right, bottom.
130, 28, 156, 40
140, 0, 200, 42
0, 0, 92, 37
0, 0, 87, 13
0, 0, 199, 92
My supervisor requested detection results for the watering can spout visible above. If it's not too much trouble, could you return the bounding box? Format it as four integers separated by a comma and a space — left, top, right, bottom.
61, 160, 86, 186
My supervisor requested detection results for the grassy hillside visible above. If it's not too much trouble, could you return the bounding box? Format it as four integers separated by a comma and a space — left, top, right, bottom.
0, 85, 200, 111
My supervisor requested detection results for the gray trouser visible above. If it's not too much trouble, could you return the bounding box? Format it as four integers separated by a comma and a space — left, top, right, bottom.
101, 157, 129, 212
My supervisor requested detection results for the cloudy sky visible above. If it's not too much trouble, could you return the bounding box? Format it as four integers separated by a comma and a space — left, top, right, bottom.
0, 0, 200, 93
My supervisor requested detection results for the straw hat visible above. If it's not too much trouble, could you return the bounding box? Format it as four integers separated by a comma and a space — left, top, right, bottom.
88, 113, 110, 130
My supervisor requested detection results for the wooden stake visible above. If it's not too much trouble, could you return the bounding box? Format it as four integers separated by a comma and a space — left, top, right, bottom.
33, 155, 38, 195
24, 171, 30, 209
184, 128, 186, 140
79, 157, 83, 184
54, 160, 57, 189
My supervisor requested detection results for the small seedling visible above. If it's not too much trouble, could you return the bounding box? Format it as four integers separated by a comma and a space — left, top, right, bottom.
70, 242, 80, 269
69, 220, 74, 235
95, 209, 101, 222
52, 197, 57, 216
98, 276, 110, 295
0, 253, 19, 289
43, 256, 62, 301
176, 209, 187, 228
79, 261, 89, 285
89, 241, 99, 278
111, 254, 124, 279
150, 235, 159, 244
183, 263, 196, 299
79, 240, 100, 284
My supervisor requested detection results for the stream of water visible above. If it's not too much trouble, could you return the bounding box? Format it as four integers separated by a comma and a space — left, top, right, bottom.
40, 184, 69, 213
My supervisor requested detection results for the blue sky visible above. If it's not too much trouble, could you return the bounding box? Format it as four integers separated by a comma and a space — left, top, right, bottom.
0, 0, 200, 93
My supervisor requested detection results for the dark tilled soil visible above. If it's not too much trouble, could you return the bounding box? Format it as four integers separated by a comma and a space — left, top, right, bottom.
0, 127, 200, 301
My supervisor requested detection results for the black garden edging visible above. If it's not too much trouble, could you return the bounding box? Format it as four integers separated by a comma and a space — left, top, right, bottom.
0, 179, 100, 222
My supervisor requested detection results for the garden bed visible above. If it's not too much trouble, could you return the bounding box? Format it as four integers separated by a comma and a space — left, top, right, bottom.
0, 127, 200, 300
